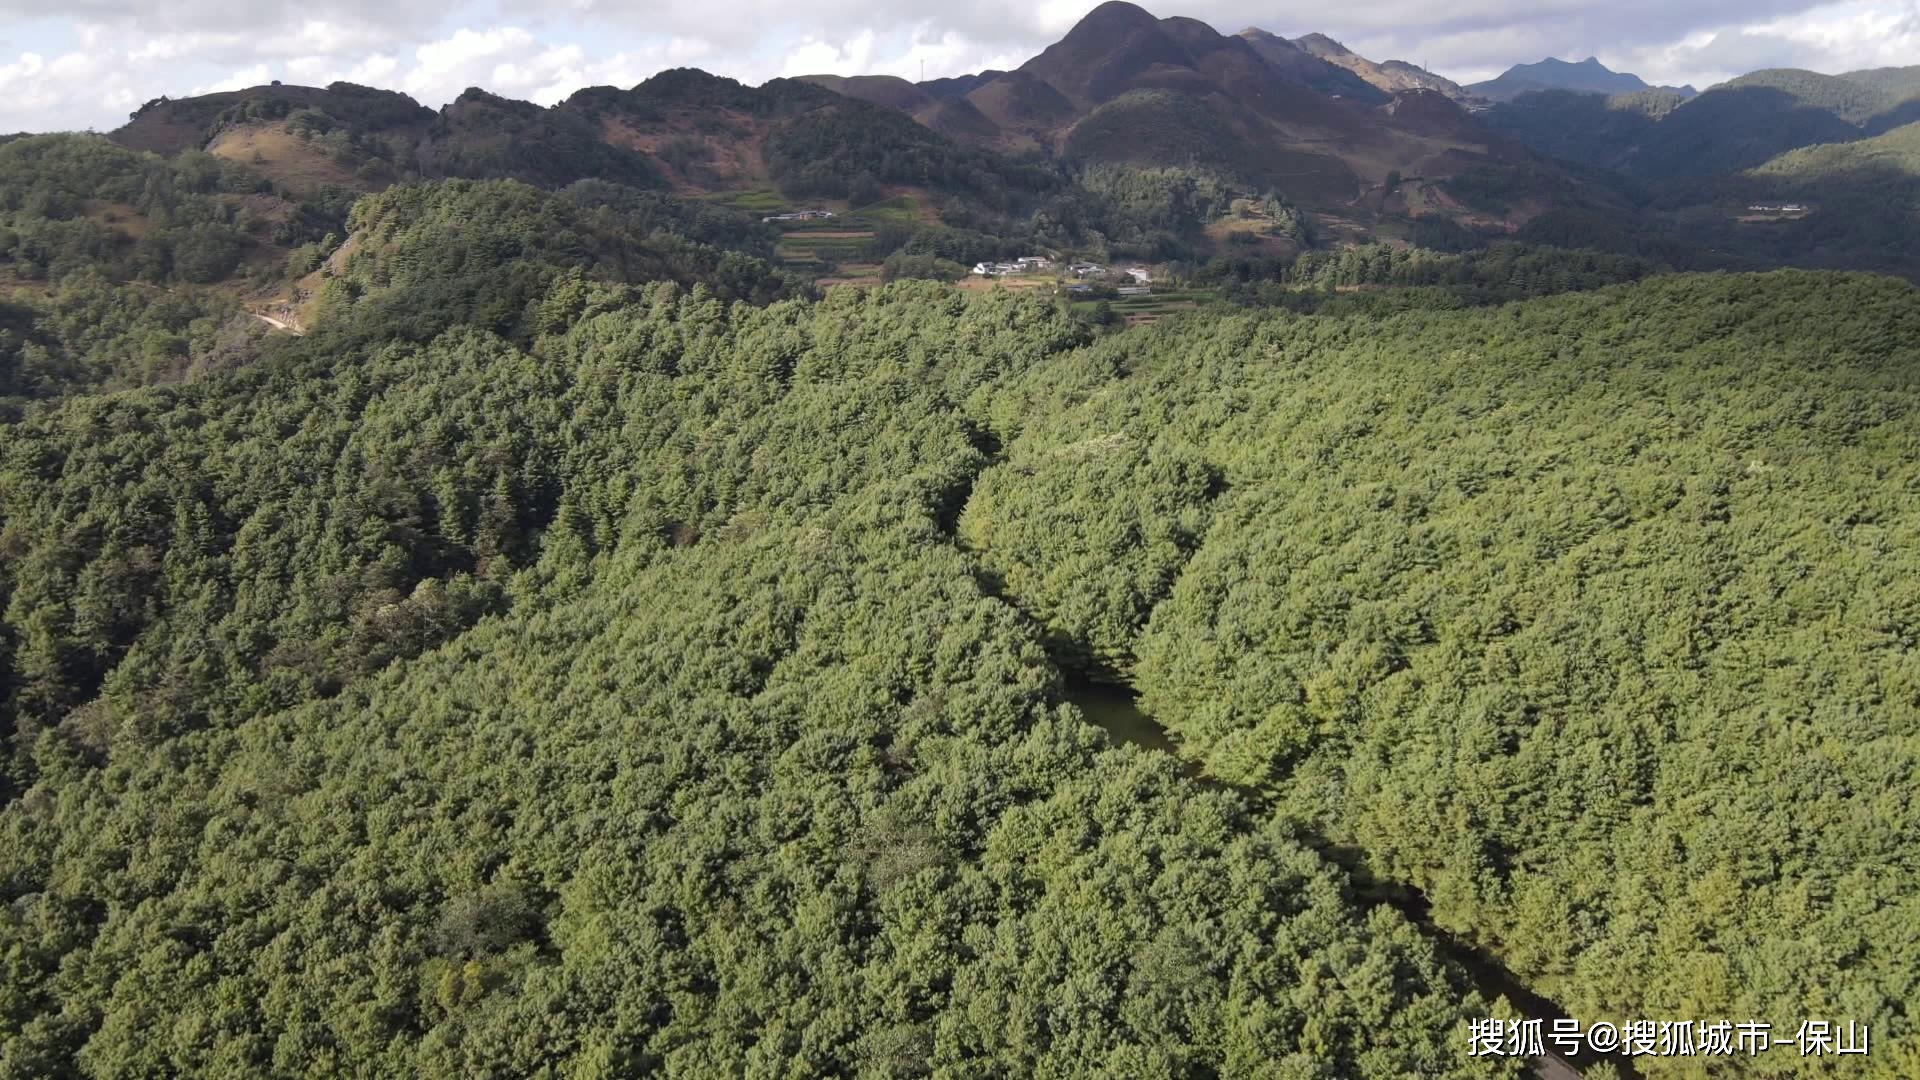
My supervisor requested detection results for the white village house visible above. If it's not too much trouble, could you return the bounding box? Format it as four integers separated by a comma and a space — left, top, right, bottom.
973, 256, 1055, 277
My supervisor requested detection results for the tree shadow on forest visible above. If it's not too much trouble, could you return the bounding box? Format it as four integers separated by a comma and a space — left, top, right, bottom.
1063, 672, 1646, 1080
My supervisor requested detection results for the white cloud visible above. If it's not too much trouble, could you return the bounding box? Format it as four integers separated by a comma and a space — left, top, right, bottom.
394, 30, 723, 105
778, 30, 878, 77
0, 47, 140, 131
896, 30, 1032, 80
772, 24, 1033, 82
1603, 0, 1920, 88
192, 65, 280, 96
415, 27, 536, 80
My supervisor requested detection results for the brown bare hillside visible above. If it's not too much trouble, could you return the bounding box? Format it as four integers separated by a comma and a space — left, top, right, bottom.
1292, 33, 1473, 100
965, 71, 1077, 142
1234, 29, 1390, 103
914, 97, 1007, 145
80, 200, 150, 240
597, 111, 770, 192
207, 123, 372, 193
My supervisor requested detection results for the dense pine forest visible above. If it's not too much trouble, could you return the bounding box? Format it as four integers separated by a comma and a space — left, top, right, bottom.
3, 273, 1541, 1077
5, 38, 1920, 1077
964, 273, 1920, 1076
6, 223, 1920, 1074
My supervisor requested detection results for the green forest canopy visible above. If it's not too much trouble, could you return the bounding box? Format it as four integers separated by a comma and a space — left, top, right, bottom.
1, 153, 1918, 1077
961, 271, 1920, 1076
1, 281, 1525, 1078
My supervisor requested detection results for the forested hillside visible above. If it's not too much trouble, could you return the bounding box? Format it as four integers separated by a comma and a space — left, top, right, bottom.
961, 271, 1920, 1075
1755, 120, 1920, 185
1481, 64, 1920, 183
315, 179, 802, 343
5, 216, 1920, 1076
0, 280, 1530, 1078
6, 11, 1920, 1076
0, 134, 325, 287
0, 158, 806, 410
0, 276, 245, 411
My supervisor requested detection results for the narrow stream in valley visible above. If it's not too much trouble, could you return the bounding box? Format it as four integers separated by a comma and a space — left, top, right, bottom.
1063, 678, 1639, 1080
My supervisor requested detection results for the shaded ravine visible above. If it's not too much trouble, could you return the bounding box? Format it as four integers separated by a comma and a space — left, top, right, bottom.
1063, 678, 1643, 1080
933, 435, 1634, 1079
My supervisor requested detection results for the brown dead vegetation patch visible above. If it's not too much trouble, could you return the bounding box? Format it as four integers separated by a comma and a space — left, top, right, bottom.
207, 123, 368, 193
599, 111, 770, 194
82, 200, 151, 240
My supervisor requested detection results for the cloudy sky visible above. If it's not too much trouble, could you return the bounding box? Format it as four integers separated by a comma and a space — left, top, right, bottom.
3, 0, 1917, 131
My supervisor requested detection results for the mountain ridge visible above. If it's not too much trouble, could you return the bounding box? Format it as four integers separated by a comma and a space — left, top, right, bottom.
81, 3, 1589, 249
1468, 55, 1696, 102
1289, 32, 1473, 101
1481, 62, 1920, 178
83, 1, 1920, 284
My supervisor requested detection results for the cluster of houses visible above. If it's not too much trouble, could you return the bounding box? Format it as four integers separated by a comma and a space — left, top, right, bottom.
1746, 203, 1808, 214
971, 258, 1154, 285
763, 209, 837, 223
972, 256, 1054, 276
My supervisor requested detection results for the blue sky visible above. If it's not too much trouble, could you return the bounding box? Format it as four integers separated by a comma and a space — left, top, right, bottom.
3, 0, 1917, 131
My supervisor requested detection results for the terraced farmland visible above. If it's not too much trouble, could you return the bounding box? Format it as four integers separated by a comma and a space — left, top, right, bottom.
699, 187, 789, 215
814, 266, 885, 287
773, 229, 870, 267
701, 190, 949, 286
1069, 287, 1218, 325
1114, 289, 1212, 324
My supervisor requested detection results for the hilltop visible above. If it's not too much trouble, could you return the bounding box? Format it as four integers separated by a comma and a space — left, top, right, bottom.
970, 1, 1521, 198
113, 81, 434, 157
1467, 56, 1695, 102
808, 2, 1557, 218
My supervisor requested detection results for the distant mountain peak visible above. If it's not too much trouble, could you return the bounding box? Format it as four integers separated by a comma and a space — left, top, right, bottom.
1294, 33, 1352, 56
1069, 0, 1162, 37
1467, 56, 1687, 102
1235, 26, 1295, 54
